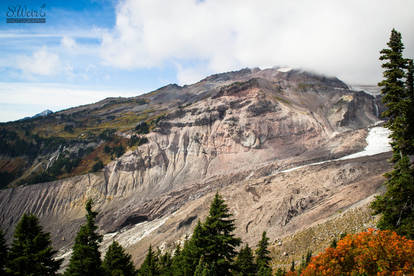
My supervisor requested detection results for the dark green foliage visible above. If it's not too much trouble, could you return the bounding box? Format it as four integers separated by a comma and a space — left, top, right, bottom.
166, 193, 241, 275
378, 29, 412, 157
0, 171, 15, 189
194, 257, 216, 276
6, 214, 62, 275
103, 240, 137, 276
290, 260, 295, 272
170, 243, 187, 276
201, 192, 241, 275
371, 29, 414, 239
104, 145, 111, 154
135, 122, 149, 134
157, 250, 173, 276
65, 199, 104, 276
99, 129, 116, 142
91, 160, 104, 172
25, 154, 81, 185
371, 156, 414, 238
330, 238, 337, 248
0, 229, 8, 275
297, 250, 312, 274
114, 145, 125, 158
138, 245, 159, 276
128, 135, 149, 147
234, 244, 256, 276
275, 267, 286, 276
256, 265, 272, 276
305, 250, 312, 265
175, 222, 205, 275
64, 125, 74, 133
255, 231, 271, 273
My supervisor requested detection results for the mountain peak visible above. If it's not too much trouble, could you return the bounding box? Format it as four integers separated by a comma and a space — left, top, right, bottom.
33, 109, 53, 118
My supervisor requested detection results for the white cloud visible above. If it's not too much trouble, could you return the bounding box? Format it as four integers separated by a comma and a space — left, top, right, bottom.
0, 82, 138, 108
176, 63, 210, 85
101, 0, 414, 84
0, 82, 140, 122
17, 47, 61, 76
61, 36, 77, 50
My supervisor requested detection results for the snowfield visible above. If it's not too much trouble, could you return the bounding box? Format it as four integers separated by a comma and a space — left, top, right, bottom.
280, 126, 392, 173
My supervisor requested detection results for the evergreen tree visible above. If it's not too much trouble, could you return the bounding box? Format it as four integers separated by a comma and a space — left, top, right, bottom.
6, 214, 62, 275
65, 199, 104, 276
378, 28, 409, 157
275, 267, 286, 276
371, 155, 414, 238
290, 260, 295, 272
157, 251, 173, 276
234, 244, 256, 276
194, 257, 216, 276
255, 231, 271, 274
202, 192, 241, 275
103, 240, 137, 276
170, 243, 186, 276
0, 229, 8, 276
256, 265, 272, 276
179, 222, 206, 275
371, 29, 414, 239
138, 245, 159, 276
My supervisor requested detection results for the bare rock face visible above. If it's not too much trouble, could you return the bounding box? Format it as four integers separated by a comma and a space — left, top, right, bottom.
0, 67, 385, 264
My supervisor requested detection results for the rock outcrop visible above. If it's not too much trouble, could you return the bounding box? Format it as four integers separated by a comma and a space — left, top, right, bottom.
0, 67, 387, 266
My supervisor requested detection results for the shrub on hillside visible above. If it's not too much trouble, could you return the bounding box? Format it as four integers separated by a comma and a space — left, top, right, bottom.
301, 229, 414, 275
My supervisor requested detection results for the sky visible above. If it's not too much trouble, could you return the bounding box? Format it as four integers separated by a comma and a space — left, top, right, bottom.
0, 0, 413, 122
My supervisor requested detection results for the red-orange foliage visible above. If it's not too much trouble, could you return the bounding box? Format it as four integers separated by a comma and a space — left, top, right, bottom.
301, 229, 414, 275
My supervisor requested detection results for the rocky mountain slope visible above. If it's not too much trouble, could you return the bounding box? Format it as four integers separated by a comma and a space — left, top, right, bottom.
0, 67, 389, 267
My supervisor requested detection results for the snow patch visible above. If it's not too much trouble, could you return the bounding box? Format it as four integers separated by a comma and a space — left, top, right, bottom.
277, 67, 292, 73
339, 127, 391, 160
279, 126, 391, 173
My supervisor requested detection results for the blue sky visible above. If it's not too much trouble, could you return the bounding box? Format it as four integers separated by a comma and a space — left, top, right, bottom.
1, 0, 413, 122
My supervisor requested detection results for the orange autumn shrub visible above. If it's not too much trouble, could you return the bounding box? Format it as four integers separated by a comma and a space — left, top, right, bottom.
301, 229, 414, 275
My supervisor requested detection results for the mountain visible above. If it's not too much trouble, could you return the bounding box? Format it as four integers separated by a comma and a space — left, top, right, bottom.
32, 109, 54, 118
0, 67, 390, 268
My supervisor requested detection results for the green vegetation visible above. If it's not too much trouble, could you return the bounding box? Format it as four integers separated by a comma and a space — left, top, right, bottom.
0, 229, 8, 275
6, 214, 62, 275
103, 241, 137, 276
255, 232, 272, 275
135, 122, 149, 134
91, 160, 104, 172
371, 29, 414, 239
65, 199, 104, 276
234, 244, 256, 276
2, 194, 414, 275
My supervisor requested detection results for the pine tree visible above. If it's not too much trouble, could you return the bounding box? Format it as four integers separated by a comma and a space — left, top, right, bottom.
290, 260, 295, 272
194, 257, 216, 276
202, 192, 241, 275
378, 28, 409, 157
0, 229, 8, 276
179, 221, 206, 275
6, 214, 62, 275
371, 155, 414, 238
371, 29, 414, 239
170, 243, 186, 276
103, 240, 137, 276
158, 251, 173, 276
138, 245, 159, 276
275, 267, 286, 276
405, 58, 414, 153
255, 231, 271, 274
234, 244, 256, 276
65, 199, 104, 276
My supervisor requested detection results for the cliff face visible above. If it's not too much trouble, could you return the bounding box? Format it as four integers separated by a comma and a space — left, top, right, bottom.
0, 67, 385, 264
